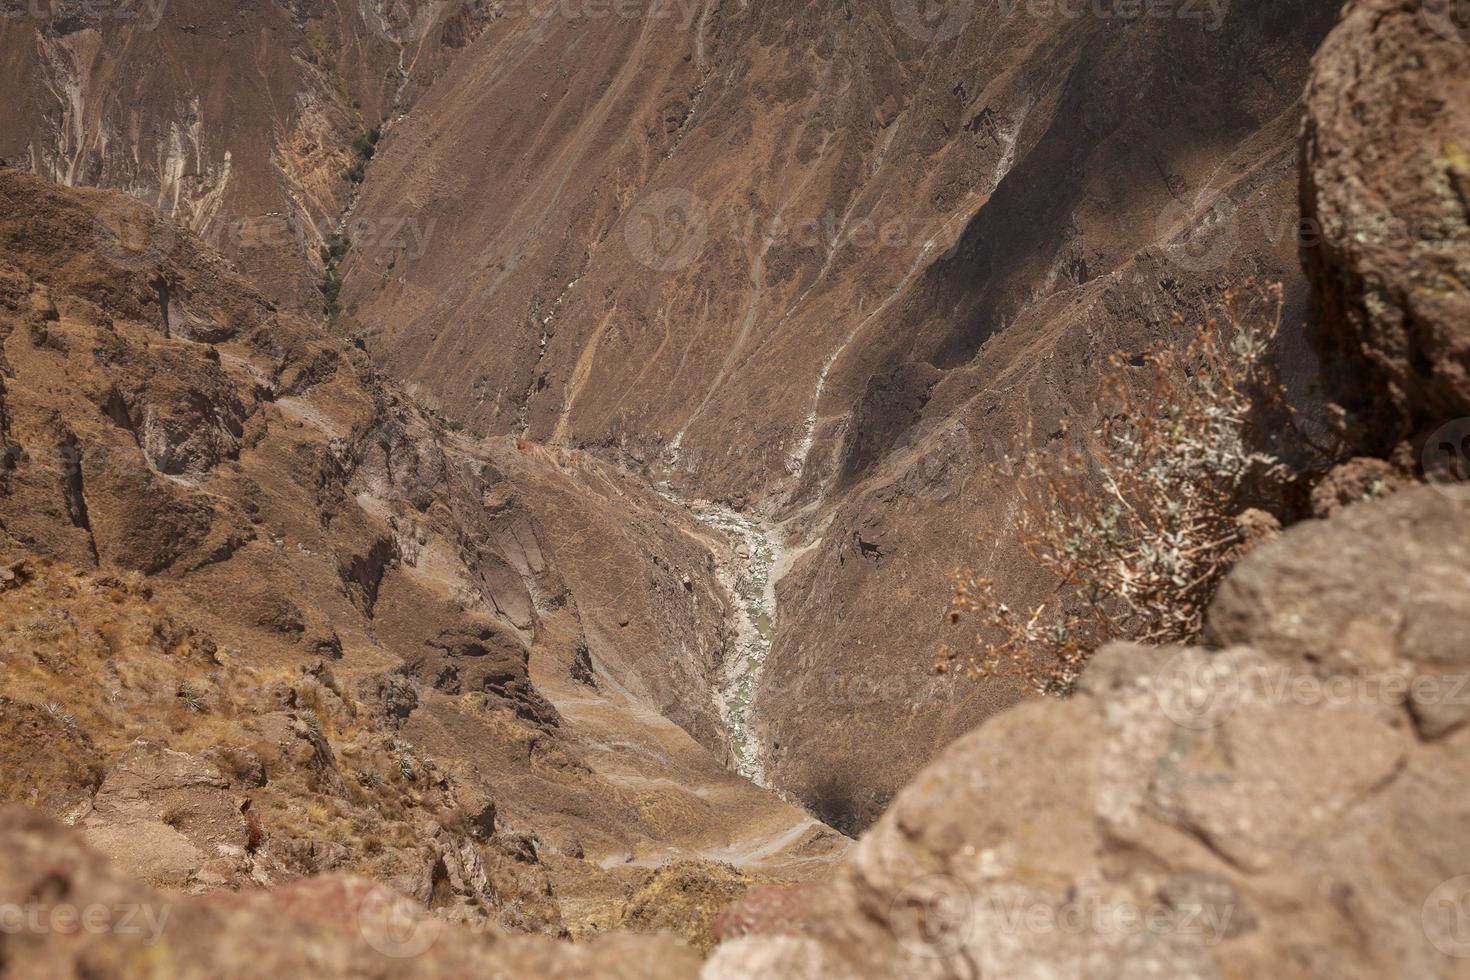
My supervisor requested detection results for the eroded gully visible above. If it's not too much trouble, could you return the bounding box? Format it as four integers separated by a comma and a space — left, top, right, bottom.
656, 486, 805, 788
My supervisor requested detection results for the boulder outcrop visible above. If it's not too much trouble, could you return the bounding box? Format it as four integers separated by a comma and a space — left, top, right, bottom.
1302, 0, 1470, 449
1210, 484, 1470, 738
708, 491, 1470, 977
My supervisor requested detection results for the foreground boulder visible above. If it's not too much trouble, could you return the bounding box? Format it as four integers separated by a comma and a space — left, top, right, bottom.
1209, 484, 1470, 738
0, 806, 699, 979
1302, 0, 1470, 449
707, 488, 1470, 978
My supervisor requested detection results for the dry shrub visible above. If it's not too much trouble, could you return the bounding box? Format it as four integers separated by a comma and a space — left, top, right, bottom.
940, 283, 1319, 694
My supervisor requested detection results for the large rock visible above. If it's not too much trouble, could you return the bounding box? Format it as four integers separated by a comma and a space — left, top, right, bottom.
706, 487, 1470, 978
1302, 0, 1470, 448
708, 641, 1470, 978
1208, 485, 1470, 737
80, 741, 256, 894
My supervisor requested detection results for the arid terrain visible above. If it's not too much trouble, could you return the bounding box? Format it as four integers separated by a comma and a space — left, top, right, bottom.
1, 0, 1468, 974
0, 0, 1348, 830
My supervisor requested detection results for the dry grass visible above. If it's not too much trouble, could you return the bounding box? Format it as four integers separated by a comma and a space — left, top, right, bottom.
0, 558, 474, 879
615, 860, 758, 953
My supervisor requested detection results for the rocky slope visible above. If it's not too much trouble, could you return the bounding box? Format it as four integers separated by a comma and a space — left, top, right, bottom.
337, 0, 1345, 829
0, 804, 702, 977
0, 168, 844, 938
0, 0, 492, 308
11, 463, 1470, 978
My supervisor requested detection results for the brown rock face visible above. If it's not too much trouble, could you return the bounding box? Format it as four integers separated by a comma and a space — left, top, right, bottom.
81, 741, 249, 889
1301, 0, 1470, 450
0, 0, 489, 309
735, 656, 1451, 978
1209, 484, 1470, 737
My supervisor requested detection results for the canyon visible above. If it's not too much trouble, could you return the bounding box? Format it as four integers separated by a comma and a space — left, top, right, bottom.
327, 0, 1345, 829
0, 0, 1468, 973
7, 0, 1338, 830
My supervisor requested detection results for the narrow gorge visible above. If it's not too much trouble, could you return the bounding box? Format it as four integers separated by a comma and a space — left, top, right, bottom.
656, 487, 787, 785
